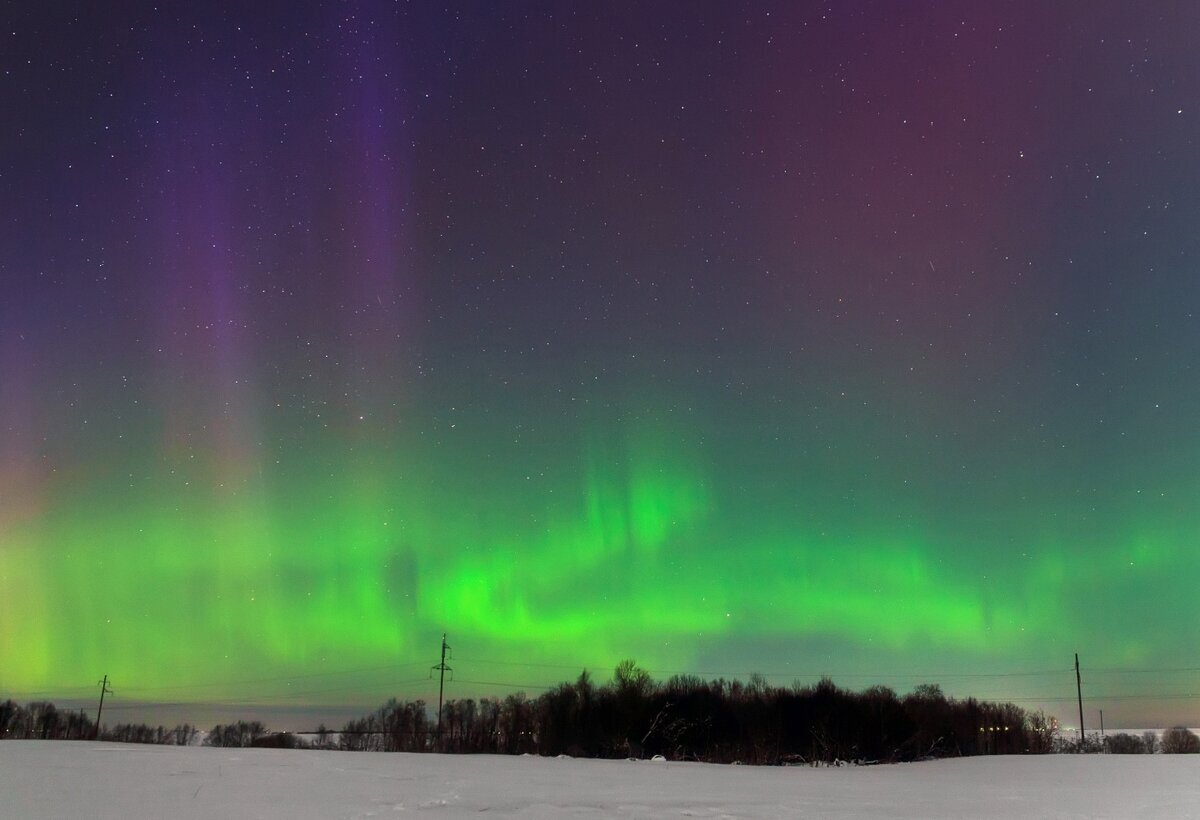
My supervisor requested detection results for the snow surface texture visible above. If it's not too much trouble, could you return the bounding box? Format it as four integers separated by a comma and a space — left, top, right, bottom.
1, 741, 1198, 819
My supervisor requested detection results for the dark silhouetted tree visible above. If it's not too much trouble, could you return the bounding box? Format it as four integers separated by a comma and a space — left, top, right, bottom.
1161, 726, 1200, 753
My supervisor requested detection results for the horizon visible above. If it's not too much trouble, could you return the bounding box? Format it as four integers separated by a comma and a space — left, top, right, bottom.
3, 1, 1200, 729
8, 654, 1198, 733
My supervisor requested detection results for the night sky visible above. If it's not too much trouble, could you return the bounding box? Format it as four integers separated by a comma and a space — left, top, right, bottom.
2, 2, 1198, 729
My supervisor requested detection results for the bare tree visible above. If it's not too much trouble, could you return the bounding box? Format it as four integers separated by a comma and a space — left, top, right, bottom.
1142, 730, 1158, 754
1161, 726, 1200, 754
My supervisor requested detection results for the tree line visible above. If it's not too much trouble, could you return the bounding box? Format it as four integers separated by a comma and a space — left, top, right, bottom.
6, 661, 1198, 762
0, 699, 198, 745
307, 665, 1200, 762
327, 664, 1039, 763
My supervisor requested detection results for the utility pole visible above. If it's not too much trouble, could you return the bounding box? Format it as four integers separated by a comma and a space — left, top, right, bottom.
95, 675, 113, 740
431, 634, 452, 737
1099, 709, 1105, 738
1074, 654, 1084, 745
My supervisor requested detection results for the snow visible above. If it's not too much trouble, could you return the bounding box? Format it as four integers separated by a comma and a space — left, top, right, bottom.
2, 741, 1198, 819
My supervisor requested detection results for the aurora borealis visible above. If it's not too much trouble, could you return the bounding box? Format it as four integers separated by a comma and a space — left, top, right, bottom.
2, 2, 1199, 728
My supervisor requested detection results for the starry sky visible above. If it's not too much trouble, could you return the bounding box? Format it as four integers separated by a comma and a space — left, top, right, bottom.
2, 1, 1198, 729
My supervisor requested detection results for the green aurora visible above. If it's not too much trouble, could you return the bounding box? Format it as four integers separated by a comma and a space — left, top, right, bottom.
5, 386, 1198, 722
3, 2, 1200, 728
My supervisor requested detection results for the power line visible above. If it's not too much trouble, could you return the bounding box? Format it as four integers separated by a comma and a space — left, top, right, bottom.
1003, 693, 1200, 703
1, 688, 100, 698
452, 678, 555, 692
12, 659, 1197, 701
5, 663, 435, 701
5, 664, 1172, 704
1088, 666, 1200, 674
87, 688, 1200, 715
9, 658, 1197, 718
102, 678, 437, 710
457, 657, 1075, 680
118, 662, 431, 694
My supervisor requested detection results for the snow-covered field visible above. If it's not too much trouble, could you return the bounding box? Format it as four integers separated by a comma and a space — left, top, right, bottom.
2, 741, 1198, 819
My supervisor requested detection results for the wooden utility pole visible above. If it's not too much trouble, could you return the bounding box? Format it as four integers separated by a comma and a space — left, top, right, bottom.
1074, 654, 1084, 745
1099, 709, 1105, 738
431, 634, 452, 736
95, 675, 113, 740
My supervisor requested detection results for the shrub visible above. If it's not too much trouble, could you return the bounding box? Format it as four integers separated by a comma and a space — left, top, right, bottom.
1103, 733, 1143, 754
205, 720, 267, 748
251, 732, 304, 749
1160, 726, 1200, 754
1142, 730, 1158, 754
1024, 711, 1056, 754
